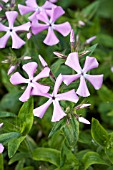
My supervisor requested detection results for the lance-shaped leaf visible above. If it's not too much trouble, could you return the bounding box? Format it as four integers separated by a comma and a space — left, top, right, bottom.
0, 132, 21, 144
8, 136, 26, 158
82, 151, 109, 170
18, 98, 34, 135
32, 147, 60, 167
91, 118, 109, 147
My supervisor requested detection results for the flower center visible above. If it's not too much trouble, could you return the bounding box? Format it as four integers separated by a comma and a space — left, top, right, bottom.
52, 96, 55, 100
9, 29, 13, 32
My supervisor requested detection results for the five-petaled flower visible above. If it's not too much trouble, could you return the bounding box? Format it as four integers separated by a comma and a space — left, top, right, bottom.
18, 0, 56, 21
62, 52, 103, 97
10, 61, 50, 102
0, 11, 31, 49
31, 6, 71, 46
32, 74, 79, 122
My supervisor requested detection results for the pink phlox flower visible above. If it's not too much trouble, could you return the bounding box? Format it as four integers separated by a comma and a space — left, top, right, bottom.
0, 11, 31, 49
18, 0, 56, 21
31, 6, 71, 46
32, 74, 79, 122
10, 62, 50, 102
63, 52, 103, 97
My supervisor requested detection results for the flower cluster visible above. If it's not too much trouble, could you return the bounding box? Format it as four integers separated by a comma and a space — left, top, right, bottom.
0, 0, 103, 124
0, 0, 71, 48
10, 53, 103, 122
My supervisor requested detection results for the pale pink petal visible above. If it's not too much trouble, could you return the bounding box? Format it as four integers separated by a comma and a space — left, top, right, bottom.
0, 144, 4, 154
52, 100, 66, 122
2, 0, 8, 2
26, 0, 38, 8
0, 123, 3, 128
10, 72, 27, 85
22, 62, 38, 79
50, 6, 65, 23
42, 1, 56, 9
0, 23, 8, 32
44, 27, 59, 46
11, 32, 25, 49
19, 84, 32, 102
57, 89, 79, 103
85, 74, 103, 90
29, 12, 40, 21
31, 84, 51, 97
18, 4, 34, 15
34, 67, 50, 81
78, 117, 90, 124
32, 23, 48, 35
83, 56, 99, 73
6, 11, 18, 28
76, 76, 90, 97
65, 52, 81, 72
0, 32, 10, 48
39, 55, 48, 67
54, 22, 71, 36
33, 99, 52, 118
33, 82, 50, 93
63, 74, 81, 85
36, 11, 49, 23
14, 22, 31, 32
0, 7, 2, 11
53, 74, 63, 96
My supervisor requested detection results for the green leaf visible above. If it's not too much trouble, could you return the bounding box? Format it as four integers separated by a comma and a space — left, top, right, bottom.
0, 111, 16, 118
82, 1, 99, 19
48, 118, 66, 138
60, 141, 79, 169
0, 132, 21, 144
32, 147, 60, 167
63, 115, 79, 147
15, 160, 25, 170
21, 167, 34, 170
8, 136, 26, 158
105, 133, 113, 164
51, 59, 65, 77
0, 154, 4, 170
87, 44, 98, 55
18, 98, 34, 135
8, 152, 30, 165
82, 151, 109, 170
91, 118, 109, 147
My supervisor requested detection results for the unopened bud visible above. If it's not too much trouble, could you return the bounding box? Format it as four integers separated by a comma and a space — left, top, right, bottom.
78, 20, 85, 26
0, 123, 3, 128
76, 104, 91, 110
85, 36, 96, 44
39, 55, 48, 67
8, 65, 17, 75
27, 32, 32, 39
22, 56, 31, 60
53, 52, 67, 59
70, 29, 75, 43
78, 117, 90, 124
111, 66, 113, 73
